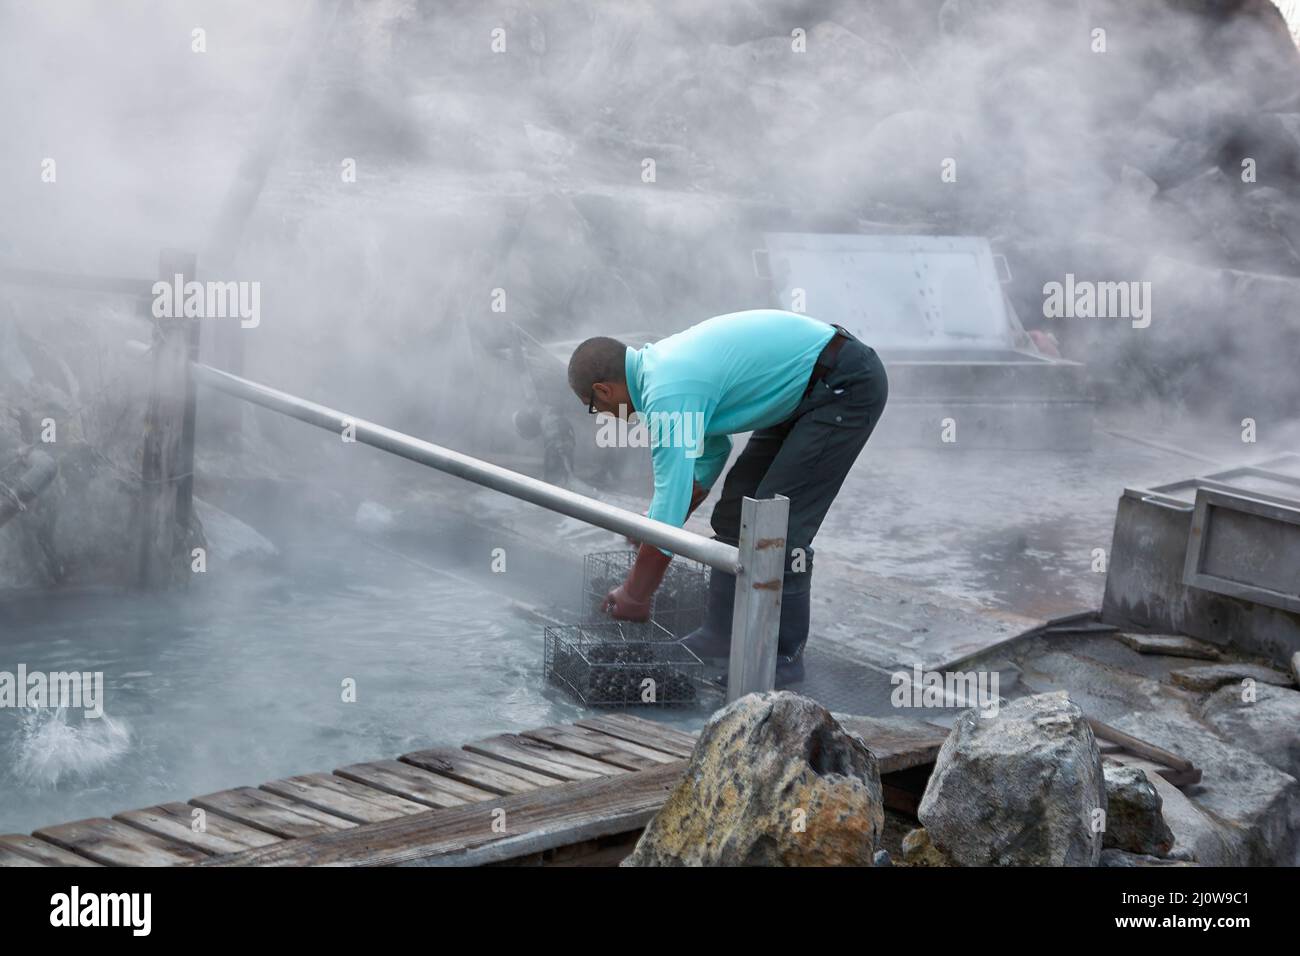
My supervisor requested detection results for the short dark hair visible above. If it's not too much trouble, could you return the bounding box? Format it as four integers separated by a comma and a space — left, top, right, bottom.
567, 336, 627, 396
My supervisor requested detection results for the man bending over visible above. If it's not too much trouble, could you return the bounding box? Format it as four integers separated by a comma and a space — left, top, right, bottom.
566, 309, 888, 686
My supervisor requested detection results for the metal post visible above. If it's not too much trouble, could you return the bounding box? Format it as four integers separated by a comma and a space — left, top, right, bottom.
136, 250, 198, 587
726, 495, 790, 703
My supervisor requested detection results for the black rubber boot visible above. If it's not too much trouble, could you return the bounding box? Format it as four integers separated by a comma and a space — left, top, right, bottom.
704, 562, 814, 689
774, 566, 812, 687
680, 566, 736, 664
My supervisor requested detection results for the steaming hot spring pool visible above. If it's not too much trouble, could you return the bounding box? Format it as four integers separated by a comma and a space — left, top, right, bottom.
0, 534, 707, 837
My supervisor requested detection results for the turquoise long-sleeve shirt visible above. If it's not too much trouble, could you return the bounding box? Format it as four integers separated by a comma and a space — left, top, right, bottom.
624, 310, 836, 543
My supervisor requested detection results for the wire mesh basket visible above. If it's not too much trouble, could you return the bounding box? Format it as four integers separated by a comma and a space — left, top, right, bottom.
582, 549, 710, 637
544, 620, 704, 707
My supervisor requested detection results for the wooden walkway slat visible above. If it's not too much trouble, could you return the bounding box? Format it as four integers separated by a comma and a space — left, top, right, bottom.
463, 734, 629, 781
521, 724, 680, 770
575, 714, 697, 758
191, 787, 357, 839
400, 748, 558, 794
835, 715, 952, 774
335, 760, 498, 809
260, 773, 429, 824
33, 818, 208, 867
0, 846, 45, 866
204, 760, 687, 867
114, 803, 282, 855
0, 834, 102, 867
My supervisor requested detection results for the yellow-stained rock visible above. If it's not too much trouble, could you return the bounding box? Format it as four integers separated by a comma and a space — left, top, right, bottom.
622, 691, 884, 866
900, 827, 954, 867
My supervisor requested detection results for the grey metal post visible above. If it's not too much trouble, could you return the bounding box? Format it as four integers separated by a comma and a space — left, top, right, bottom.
136, 249, 198, 588
726, 495, 790, 703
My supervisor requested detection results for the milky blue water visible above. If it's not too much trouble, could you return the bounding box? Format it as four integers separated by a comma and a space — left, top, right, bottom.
0, 538, 706, 836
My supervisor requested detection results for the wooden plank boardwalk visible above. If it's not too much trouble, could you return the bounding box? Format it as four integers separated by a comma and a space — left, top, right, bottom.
1, 712, 955, 867
1, 714, 698, 868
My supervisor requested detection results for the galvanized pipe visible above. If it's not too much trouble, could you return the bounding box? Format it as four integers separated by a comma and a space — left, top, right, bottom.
125, 341, 740, 573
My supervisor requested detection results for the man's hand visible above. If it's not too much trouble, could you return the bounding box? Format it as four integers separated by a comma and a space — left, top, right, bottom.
602, 585, 651, 621
602, 543, 673, 621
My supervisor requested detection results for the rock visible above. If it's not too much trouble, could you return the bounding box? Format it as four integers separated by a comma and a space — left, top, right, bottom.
917, 692, 1105, 866
1162, 167, 1300, 272
1292, 652, 1300, 687
1113, 128, 1208, 188
1243, 186, 1300, 260
1169, 662, 1295, 693
900, 827, 953, 867
1116, 633, 1221, 660
1107, 718, 1300, 866
872, 849, 892, 867
193, 498, 277, 562
1100, 849, 1197, 867
1102, 763, 1175, 856
622, 692, 883, 866
1113, 757, 1238, 865
1200, 682, 1300, 780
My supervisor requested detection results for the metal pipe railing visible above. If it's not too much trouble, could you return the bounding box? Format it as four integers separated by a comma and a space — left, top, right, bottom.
126, 340, 787, 700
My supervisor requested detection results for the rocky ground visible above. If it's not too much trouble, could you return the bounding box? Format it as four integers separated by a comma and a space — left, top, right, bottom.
627, 684, 1298, 866
951, 629, 1300, 865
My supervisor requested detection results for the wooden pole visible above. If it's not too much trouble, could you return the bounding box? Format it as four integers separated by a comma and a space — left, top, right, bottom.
136, 249, 199, 587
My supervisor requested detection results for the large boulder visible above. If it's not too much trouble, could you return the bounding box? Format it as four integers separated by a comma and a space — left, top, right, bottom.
622, 692, 884, 866
917, 691, 1105, 866
1102, 763, 1175, 856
